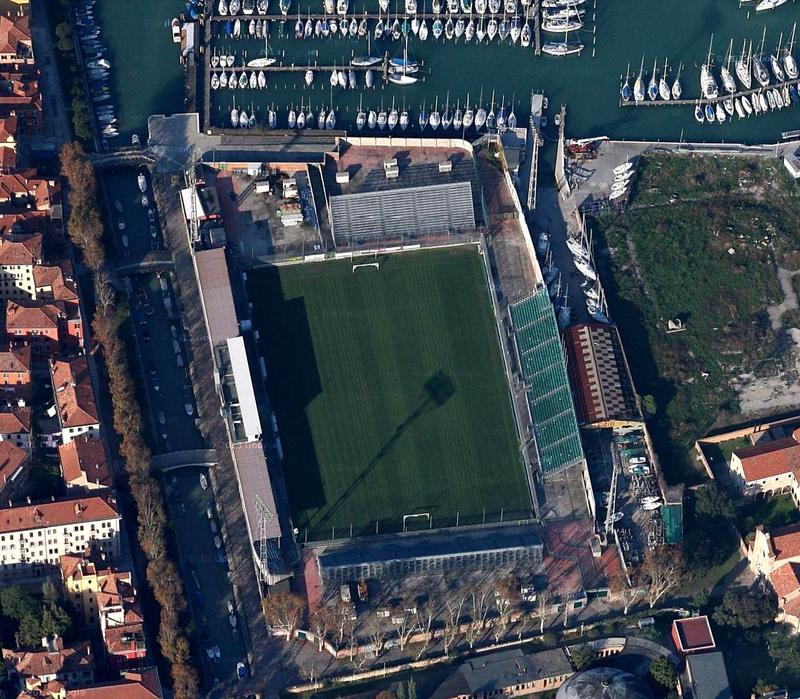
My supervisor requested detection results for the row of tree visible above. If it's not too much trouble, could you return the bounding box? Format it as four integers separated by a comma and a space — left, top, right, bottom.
53, 20, 92, 142
59, 143, 199, 698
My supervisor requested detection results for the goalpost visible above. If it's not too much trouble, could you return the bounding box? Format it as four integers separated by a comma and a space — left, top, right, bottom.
403, 512, 431, 532
352, 262, 380, 272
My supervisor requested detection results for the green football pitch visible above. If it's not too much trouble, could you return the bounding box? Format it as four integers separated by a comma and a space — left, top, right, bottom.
249, 247, 531, 541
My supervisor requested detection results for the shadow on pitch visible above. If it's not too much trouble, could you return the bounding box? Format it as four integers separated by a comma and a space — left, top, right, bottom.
308, 369, 456, 534
254, 267, 326, 513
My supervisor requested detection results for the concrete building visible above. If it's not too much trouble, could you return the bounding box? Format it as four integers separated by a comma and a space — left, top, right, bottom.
684, 652, 732, 699
49, 357, 100, 444
749, 523, 800, 631
59, 436, 111, 492
0, 437, 28, 497
430, 648, 573, 699
0, 495, 120, 582
0, 231, 41, 298
0, 405, 30, 449
316, 523, 544, 583
563, 323, 642, 428
0, 345, 31, 400
671, 616, 716, 656
2, 637, 94, 693
729, 428, 800, 501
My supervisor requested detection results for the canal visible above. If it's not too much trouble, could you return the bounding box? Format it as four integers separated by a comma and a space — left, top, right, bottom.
97, 0, 798, 143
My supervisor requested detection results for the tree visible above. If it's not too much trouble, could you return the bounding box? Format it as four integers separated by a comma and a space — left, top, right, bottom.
694, 482, 736, 520
442, 587, 468, 655
367, 616, 388, 658
41, 580, 60, 606
649, 657, 678, 688
713, 587, 776, 629
642, 546, 686, 608
535, 590, 551, 634
465, 583, 492, 649
753, 679, 778, 695
261, 591, 306, 639
493, 578, 520, 642
309, 605, 334, 650
0, 586, 38, 622
570, 643, 595, 671
393, 602, 419, 652
407, 676, 417, 699
608, 569, 641, 615
414, 597, 436, 659
768, 632, 800, 673
16, 613, 42, 648
640, 394, 657, 415
40, 604, 71, 639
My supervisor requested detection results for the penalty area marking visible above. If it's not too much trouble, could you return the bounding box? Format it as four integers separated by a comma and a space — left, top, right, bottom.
352, 262, 381, 272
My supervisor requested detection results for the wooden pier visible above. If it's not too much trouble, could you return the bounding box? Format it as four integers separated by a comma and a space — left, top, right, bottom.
210, 11, 536, 21
619, 76, 800, 107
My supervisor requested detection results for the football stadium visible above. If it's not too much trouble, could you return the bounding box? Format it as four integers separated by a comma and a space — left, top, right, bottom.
249, 247, 532, 542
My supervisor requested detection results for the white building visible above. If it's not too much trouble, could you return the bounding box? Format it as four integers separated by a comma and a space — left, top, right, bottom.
784, 154, 800, 180
0, 495, 120, 582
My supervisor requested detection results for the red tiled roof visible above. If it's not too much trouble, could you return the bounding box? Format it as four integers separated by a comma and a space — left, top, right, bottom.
6, 301, 64, 332
104, 622, 146, 656
96, 570, 135, 611
0, 115, 16, 143
673, 616, 716, 651
0, 211, 46, 235
0, 16, 30, 57
3, 639, 94, 680
59, 436, 110, 488
0, 345, 30, 374
0, 439, 27, 486
736, 432, 800, 482
63, 668, 163, 699
783, 594, 800, 622
0, 495, 117, 534
770, 562, 800, 599
0, 232, 40, 265
770, 523, 800, 562
33, 265, 78, 302
51, 357, 98, 428
0, 406, 30, 434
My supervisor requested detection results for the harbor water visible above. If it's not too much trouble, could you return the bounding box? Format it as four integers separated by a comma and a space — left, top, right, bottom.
102, 0, 799, 143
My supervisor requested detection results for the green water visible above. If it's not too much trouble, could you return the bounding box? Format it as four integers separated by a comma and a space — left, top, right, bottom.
94, 0, 186, 140
103, 0, 799, 143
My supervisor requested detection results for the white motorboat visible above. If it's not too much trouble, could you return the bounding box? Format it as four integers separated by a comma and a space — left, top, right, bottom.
541, 39, 583, 56
305, 69, 313, 86
230, 0, 241, 13
218, 0, 229, 15
741, 94, 753, 115
230, 105, 239, 129
258, 70, 266, 88
756, 0, 789, 10
249, 71, 257, 89
137, 172, 147, 193
326, 110, 336, 129
248, 33, 277, 67
238, 72, 248, 89
211, 72, 220, 90
419, 18, 429, 40
238, 110, 249, 129
734, 97, 745, 118
613, 161, 634, 176
368, 110, 377, 129
715, 102, 726, 123
268, 108, 276, 128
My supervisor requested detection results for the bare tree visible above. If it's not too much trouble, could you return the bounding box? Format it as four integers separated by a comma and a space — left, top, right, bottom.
309, 605, 334, 651
414, 596, 436, 659
536, 590, 551, 634
493, 577, 520, 642
367, 615, 389, 658
262, 591, 306, 640
442, 588, 468, 655
332, 599, 356, 648
94, 270, 116, 312
393, 600, 420, 652
465, 583, 493, 649
608, 569, 642, 615
642, 546, 686, 608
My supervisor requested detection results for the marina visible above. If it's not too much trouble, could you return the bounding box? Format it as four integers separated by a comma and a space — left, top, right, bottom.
86, 0, 800, 143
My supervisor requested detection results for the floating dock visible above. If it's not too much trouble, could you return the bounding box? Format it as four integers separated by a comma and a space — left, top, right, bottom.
619, 75, 800, 107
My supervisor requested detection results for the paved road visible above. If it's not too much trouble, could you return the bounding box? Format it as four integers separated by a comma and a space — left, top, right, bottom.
153, 174, 299, 697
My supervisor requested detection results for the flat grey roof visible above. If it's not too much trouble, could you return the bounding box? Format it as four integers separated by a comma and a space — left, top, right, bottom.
317, 523, 542, 570
687, 652, 732, 699
195, 248, 239, 347
329, 181, 476, 241
232, 442, 282, 541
